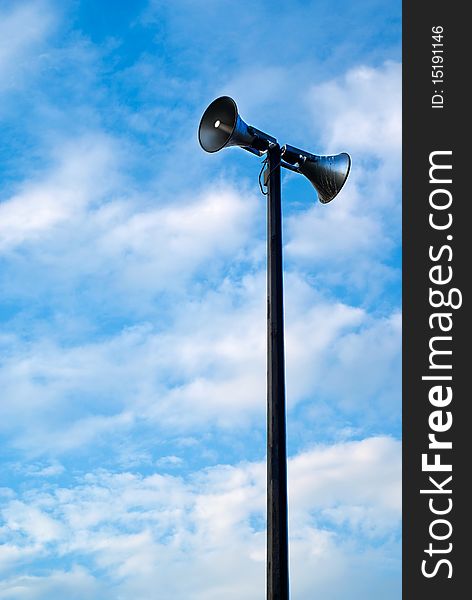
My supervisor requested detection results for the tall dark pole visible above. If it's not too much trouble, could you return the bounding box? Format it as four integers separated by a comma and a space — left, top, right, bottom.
266, 143, 289, 600
198, 95, 350, 600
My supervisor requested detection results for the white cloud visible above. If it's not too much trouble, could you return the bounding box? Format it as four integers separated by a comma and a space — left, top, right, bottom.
287, 205, 384, 260
156, 455, 183, 468
0, 266, 400, 455
2, 501, 64, 544
0, 135, 122, 252
307, 61, 401, 156
20, 461, 66, 478
0, 567, 104, 600
318, 312, 402, 414
0, 131, 263, 318
288, 437, 401, 528
282, 61, 402, 301
94, 185, 261, 296
0, 2, 55, 90
0, 436, 400, 599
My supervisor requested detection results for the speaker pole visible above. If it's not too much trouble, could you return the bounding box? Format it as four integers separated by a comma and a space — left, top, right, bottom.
199, 96, 350, 600
266, 143, 289, 600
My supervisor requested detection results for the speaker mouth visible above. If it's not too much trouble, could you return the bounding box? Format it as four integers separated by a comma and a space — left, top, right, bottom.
318, 152, 351, 204
296, 151, 351, 204
198, 96, 238, 153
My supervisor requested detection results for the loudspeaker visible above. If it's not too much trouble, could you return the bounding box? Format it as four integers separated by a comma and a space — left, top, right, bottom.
198, 96, 275, 154
282, 144, 351, 204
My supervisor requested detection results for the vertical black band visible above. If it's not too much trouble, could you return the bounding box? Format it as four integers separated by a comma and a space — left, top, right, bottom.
403, 2, 468, 596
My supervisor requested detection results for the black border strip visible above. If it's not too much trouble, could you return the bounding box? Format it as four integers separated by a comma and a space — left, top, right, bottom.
403, 2, 468, 597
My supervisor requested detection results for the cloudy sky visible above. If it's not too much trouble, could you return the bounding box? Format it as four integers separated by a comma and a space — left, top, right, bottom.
0, 1, 401, 598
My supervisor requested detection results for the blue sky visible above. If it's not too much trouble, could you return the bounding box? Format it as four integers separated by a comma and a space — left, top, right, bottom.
0, 1, 401, 598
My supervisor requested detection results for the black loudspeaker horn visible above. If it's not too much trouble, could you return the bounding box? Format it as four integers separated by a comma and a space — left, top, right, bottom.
282, 144, 351, 204
198, 96, 275, 155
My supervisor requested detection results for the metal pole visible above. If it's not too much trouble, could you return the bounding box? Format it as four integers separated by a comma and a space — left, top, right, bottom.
266, 143, 289, 600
